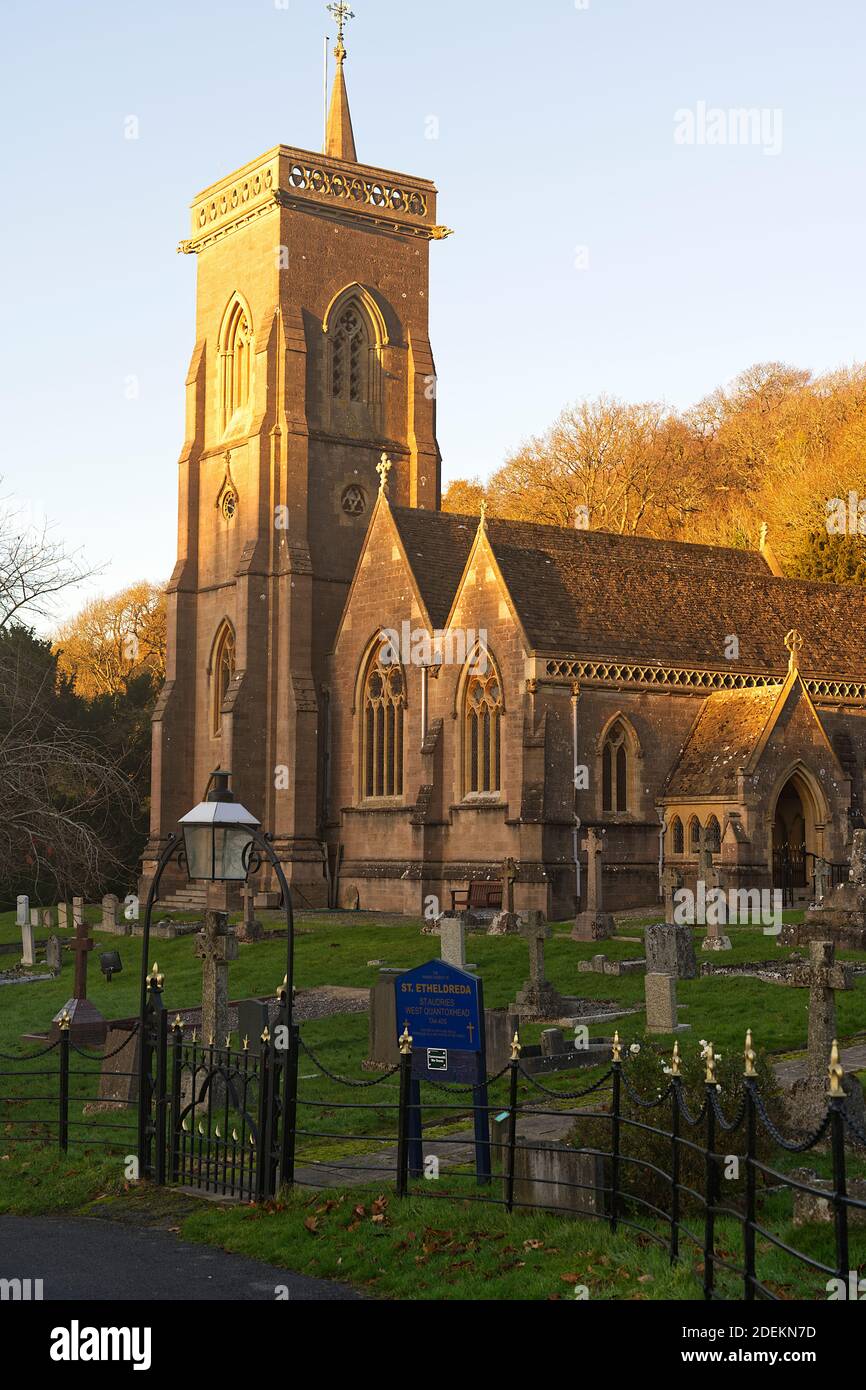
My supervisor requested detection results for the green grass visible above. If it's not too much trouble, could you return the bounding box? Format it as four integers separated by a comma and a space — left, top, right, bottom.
2, 905, 865, 1299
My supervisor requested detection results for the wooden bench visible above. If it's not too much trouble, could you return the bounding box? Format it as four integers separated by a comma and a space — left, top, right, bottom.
450, 882, 503, 913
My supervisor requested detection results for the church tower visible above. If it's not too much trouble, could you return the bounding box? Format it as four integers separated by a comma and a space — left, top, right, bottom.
142, 7, 447, 905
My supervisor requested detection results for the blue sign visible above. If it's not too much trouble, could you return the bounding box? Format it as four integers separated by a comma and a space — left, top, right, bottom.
394, 960, 483, 1053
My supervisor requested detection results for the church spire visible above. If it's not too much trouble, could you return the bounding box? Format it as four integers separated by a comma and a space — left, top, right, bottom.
325, 3, 357, 162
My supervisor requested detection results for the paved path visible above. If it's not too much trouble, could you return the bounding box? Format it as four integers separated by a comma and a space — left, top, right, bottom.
773, 1042, 866, 1087
0, 1216, 361, 1300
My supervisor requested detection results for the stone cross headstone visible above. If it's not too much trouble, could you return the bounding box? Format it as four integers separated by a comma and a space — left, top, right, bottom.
812, 857, 830, 906
195, 910, 239, 1051
501, 857, 518, 915
699, 830, 731, 950
512, 913, 565, 1019
16, 895, 29, 928
46, 935, 62, 974
237, 884, 263, 942
572, 828, 615, 941
440, 917, 466, 969
20, 919, 35, 968
788, 938, 853, 1081
782, 935, 866, 1133
644, 972, 690, 1035
488, 859, 521, 934
50, 915, 106, 1044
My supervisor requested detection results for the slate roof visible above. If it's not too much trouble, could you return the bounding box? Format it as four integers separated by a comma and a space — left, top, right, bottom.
389, 507, 866, 679
662, 687, 782, 797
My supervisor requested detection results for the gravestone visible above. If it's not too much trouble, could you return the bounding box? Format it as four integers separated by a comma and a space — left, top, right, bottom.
540, 1027, 566, 1057
20, 920, 35, 968
57, 902, 69, 931
484, 1008, 520, 1072
72, 897, 84, 928
29, 908, 39, 929
16, 896, 29, 928
644, 973, 690, 1035
237, 998, 270, 1056
787, 827, 866, 949
440, 917, 466, 969
644, 923, 697, 979
50, 915, 107, 1044
661, 866, 683, 926
782, 936, 866, 1133
101, 894, 121, 932
42, 908, 54, 930
365, 968, 402, 1067
572, 828, 615, 941
488, 857, 521, 934
195, 911, 238, 1108
46, 935, 62, 974
698, 828, 731, 950
812, 857, 830, 906
90, 1025, 140, 1111
511, 915, 565, 1019
237, 884, 263, 943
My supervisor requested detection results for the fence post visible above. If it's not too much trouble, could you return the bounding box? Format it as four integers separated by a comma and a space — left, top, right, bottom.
702, 1042, 718, 1301
396, 1025, 413, 1198
154, 996, 169, 1186
610, 1032, 622, 1233
505, 1032, 521, 1214
743, 1030, 758, 1301
255, 1027, 273, 1202
669, 1040, 682, 1265
58, 1011, 70, 1154
280, 1023, 300, 1189
137, 961, 165, 1179
828, 1041, 850, 1287
169, 1016, 184, 1183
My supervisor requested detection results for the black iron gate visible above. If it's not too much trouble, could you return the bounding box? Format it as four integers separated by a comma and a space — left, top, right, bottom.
137, 966, 299, 1200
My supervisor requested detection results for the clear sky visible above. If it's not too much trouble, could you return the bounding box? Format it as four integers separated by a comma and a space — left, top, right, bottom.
2, 0, 865, 621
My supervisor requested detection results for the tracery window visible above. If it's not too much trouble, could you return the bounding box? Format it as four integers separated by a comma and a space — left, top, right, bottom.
331, 302, 369, 405
706, 815, 721, 854
219, 296, 253, 433
464, 667, 503, 795
362, 642, 405, 798
671, 816, 684, 855
689, 815, 702, 855
601, 720, 629, 813
212, 623, 236, 738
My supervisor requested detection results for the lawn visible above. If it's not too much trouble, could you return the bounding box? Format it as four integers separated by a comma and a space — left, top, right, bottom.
1, 906, 865, 1300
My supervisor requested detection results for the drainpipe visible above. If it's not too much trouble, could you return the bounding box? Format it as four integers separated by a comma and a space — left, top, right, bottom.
657, 806, 667, 901
421, 665, 428, 747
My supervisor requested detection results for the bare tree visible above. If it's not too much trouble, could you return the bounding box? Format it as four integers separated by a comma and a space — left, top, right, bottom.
0, 488, 97, 632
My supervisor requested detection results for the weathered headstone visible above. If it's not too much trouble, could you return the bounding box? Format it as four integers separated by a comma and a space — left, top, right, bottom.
195, 910, 238, 1107
57, 902, 69, 931
237, 998, 270, 1056
788, 827, 866, 949
440, 916, 466, 969
698, 828, 731, 950
644, 923, 697, 979
661, 865, 683, 926
101, 894, 121, 932
644, 972, 690, 1034
42, 908, 54, 930
29, 908, 39, 928
20, 920, 35, 968
92, 1026, 140, 1110
540, 1027, 566, 1057
72, 897, 84, 928
365, 968, 401, 1068
46, 935, 62, 974
16, 895, 29, 928
572, 828, 615, 941
511, 915, 565, 1019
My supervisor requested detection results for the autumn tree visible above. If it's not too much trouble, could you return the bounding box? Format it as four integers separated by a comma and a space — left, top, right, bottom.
54, 581, 166, 698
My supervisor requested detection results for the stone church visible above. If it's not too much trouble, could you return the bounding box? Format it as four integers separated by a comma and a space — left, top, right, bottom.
142, 21, 866, 921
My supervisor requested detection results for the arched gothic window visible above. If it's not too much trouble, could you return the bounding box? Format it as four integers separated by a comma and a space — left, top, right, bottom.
219, 296, 253, 433
602, 720, 629, 814
362, 642, 405, 798
706, 815, 721, 854
331, 302, 370, 405
212, 623, 236, 737
671, 816, 684, 855
464, 666, 503, 795
688, 815, 702, 855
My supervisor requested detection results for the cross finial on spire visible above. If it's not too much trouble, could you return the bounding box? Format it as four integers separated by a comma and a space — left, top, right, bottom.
377, 452, 392, 495
327, 2, 354, 64
784, 628, 803, 674
479, 498, 488, 530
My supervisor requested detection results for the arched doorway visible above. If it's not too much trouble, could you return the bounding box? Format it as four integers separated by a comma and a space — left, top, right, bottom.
773, 780, 806, 887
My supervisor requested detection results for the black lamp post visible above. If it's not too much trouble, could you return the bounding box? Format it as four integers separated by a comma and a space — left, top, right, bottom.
137, 771, 296, 1170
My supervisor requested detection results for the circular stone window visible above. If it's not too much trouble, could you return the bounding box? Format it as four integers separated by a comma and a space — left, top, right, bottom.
341, 484, 366, 517
221, 489, 238, 521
